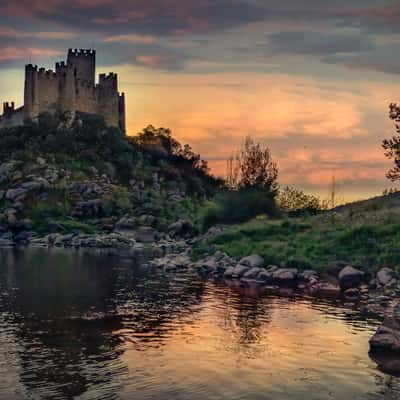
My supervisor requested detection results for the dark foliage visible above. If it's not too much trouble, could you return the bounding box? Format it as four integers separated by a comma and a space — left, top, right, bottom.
0, 113, 221, 194
131, 125, 222, 195
201, 187, 278, 231
277, 186, 328, 216
238, 137, 278, 193
383, 103, 400, 181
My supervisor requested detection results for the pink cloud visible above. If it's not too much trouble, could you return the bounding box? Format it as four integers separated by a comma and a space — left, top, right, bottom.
0, 47, 62, 62
0, 27, 76, 39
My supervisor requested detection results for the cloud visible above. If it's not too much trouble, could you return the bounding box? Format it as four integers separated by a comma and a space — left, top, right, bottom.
266, 31, 374, 56
102, 34, 158, 45
0, 47, 62, 63
1, 0, 269, 36
0, 27, 76, 40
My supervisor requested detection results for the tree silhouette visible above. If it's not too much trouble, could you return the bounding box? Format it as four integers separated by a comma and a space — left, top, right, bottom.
383, 103, 400, 181
238, 137, 278, 193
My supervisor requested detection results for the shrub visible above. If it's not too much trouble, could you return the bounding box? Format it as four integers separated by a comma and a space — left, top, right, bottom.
277, 186, 328, 216
200, 187, 278, 231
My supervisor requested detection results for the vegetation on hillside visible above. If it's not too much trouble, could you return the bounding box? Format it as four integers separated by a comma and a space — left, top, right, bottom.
196, 205, 400, 272
0, 112, 221, 195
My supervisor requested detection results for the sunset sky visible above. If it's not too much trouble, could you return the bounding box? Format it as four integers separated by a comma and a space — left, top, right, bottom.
1, 0, 400, 201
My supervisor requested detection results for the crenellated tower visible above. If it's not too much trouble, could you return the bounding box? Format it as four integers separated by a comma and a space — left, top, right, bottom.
1, 49, 126, 133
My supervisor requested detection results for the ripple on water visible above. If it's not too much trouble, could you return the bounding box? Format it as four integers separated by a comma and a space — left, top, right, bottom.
0, 247, 399, 400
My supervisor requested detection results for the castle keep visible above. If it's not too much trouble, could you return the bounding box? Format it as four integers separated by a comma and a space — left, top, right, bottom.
0, 49, 126, 132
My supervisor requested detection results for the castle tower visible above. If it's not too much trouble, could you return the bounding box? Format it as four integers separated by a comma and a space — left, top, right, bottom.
24, 64, 39, 120
67, 49, 96, 86
56, 61, 76, 116
98, 73, 119, 128
118, 93, 126, 133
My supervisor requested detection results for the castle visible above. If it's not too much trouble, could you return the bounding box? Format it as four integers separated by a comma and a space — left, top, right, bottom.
0, 49, 126, 132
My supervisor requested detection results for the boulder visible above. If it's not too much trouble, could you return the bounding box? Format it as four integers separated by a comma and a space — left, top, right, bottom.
377, 267, 396, 286
242, 267, 262, 279
231, 264, 249, 278
343, 287, 360, 300
257, 270, 273, 283
130, 226, 159, 243
271, 268, 298, 286
114, 216, 136, 231
168, 219, 198, 238
224, 266, 235, 277
72, 199, 104, 218
338, 266, 364, 290
298, 270, 318, 282
370, 318, 400, 352
5, 188, 27, 201
369, 317, 400, 375
239, 254, 264, 268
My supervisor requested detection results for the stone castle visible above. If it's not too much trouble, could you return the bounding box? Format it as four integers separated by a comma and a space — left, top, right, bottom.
0, 49, 126, 132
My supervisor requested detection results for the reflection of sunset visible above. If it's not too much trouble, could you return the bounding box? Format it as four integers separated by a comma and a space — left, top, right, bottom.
121, 285, 380, 398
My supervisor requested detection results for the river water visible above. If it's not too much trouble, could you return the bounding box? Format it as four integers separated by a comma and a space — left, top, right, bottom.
0, 247, 399, 400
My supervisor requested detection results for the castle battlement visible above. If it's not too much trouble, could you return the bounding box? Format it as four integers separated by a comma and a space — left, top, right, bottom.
68, 48, 96, 56
1, 49, 125, 133
26, 64, 38, 71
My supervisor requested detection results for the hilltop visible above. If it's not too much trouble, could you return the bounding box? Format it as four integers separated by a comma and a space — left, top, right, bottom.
0, 112, 221, 247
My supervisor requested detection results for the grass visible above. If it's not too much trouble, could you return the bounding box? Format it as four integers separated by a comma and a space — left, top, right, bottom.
196, 208, 400, 272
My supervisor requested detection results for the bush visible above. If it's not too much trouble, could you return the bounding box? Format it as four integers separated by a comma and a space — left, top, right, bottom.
277, 186, 328, 216
200, 188, 278, 231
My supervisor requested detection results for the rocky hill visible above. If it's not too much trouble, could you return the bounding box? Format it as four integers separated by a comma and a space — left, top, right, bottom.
0, 113, 220, 248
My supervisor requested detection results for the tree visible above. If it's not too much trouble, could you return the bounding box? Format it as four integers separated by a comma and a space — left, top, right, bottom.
383, 103, 400, 181
238, 137, 278, 193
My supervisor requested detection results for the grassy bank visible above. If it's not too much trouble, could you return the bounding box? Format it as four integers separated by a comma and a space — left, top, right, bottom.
196, 206, 400, 272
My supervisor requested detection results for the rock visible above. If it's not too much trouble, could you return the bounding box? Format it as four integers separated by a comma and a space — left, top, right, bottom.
130, 226, 159, 243
369, 317, 400, 375
377, 267, 396, 286
298, 270, 318, 282
338, 266, 364, 290
310, 282, 341, 297
242, 267, 262, 279
115, 216, 136, 231
231, 264, 249, 278
168, 219, 197, 238
344, 288, 360, 300
271, 268, 298, 286
238, 254, 264, 268
5, 188, 27, 201
257, 270, 273, 283
71, 199, 104, 218
224, 266, 235, 277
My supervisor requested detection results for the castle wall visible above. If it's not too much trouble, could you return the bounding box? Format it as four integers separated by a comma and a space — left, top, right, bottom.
0, 106, 24, 129
36, 69, 58, 112
75, 81, 98, 114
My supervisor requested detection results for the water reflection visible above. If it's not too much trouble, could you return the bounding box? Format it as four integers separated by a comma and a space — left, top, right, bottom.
0, 247, 399, 400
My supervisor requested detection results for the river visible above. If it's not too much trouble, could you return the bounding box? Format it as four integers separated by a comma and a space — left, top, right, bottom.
0, 247, 399, 399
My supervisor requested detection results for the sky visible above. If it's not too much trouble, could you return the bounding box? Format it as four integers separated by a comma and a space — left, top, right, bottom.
1, 0, 400, 202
